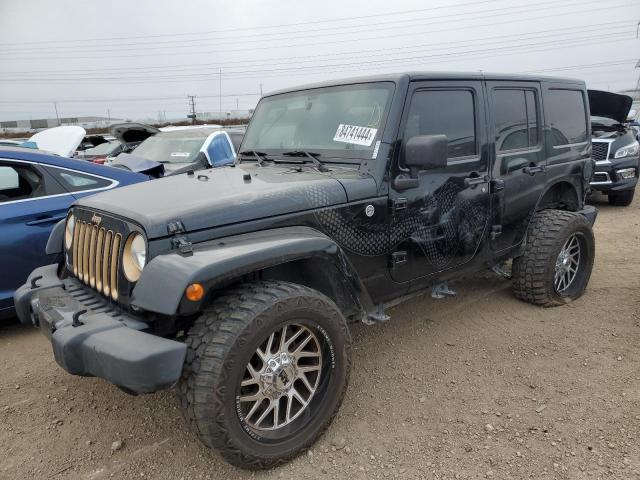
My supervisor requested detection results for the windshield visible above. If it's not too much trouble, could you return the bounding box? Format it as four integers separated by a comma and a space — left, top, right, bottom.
133, 133, 205, 164
241, 82, 394, 160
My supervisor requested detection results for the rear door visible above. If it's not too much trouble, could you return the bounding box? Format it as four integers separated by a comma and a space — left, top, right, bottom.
487, 81, 545, 251
0, 160, 70, 313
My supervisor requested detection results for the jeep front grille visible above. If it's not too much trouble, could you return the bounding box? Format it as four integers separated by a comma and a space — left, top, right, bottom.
72, 220, 121, 300
592, 141, 610, 162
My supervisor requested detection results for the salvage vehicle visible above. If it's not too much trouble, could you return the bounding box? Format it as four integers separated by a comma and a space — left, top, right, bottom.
15, 72, 597, 468
76, 141, 123, 164
0, 146, 146, 319
588, 90, 639, 206
110, 125, 243, 177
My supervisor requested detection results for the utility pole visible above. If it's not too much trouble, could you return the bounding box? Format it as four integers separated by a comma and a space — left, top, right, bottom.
187, 95, 197, 124
236, 98, 239, 111
107, 108, 111, 124
219, 68, 222, 122
260, 83, 263, 97
53, 102, 60, 126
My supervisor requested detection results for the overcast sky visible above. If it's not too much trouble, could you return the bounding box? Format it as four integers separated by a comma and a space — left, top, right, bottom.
0, 0, 638, 122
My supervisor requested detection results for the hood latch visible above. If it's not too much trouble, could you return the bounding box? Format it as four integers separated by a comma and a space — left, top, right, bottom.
167, 220, 193, 256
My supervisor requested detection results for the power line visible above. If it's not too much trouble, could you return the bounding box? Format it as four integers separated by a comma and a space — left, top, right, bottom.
0, 0, 627, 60
1, 31, 634, 85
0, 0, 503, 47
1, 20, 633, 79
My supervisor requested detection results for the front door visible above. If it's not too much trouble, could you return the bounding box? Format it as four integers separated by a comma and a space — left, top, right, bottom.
389, 81, 491, 282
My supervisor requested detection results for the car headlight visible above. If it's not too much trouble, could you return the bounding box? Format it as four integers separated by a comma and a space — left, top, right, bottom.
64, 214, 75, 250
614, 141, 639, 159
123, 232, 146, 282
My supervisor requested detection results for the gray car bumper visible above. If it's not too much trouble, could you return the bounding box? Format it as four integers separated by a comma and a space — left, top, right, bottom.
14, 265, 186, 394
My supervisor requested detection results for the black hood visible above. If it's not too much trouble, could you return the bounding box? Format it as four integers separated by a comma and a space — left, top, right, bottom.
588, 90, 633, 124
77, 163, 377, 239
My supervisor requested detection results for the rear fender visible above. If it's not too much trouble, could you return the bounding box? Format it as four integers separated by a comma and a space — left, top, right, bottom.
131, 226, 374, 320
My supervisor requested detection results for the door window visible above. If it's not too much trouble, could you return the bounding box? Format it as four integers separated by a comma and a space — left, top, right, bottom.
493, 89, 539, 152
546, 89, 588, 146
404, 89, 476, 159
0, 164, 45, 203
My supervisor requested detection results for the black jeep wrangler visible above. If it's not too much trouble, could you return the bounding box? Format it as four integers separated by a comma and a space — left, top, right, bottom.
15, 72, 597, 469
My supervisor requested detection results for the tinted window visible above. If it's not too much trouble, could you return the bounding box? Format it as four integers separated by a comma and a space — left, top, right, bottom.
0, 163, 45, 202
207, 135, 235, 166
405, 90, 476, 158
493, 89, 539, 152
546, 89, 588, 146
47, 167, 112, 192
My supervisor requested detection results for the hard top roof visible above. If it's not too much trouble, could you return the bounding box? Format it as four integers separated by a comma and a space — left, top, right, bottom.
266, 71, 584, 96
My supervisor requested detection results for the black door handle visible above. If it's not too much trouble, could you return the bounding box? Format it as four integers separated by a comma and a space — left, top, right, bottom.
523, 164, 545, 175
464, 173, 489, 188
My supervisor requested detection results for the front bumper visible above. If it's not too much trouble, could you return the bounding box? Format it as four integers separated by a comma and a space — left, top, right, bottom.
14, 265, 186, 394
590, 157, 638, 193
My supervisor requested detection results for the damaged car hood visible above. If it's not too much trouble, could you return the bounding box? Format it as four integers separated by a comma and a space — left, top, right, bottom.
76, 164, 376, 239
588, 90, 633, 124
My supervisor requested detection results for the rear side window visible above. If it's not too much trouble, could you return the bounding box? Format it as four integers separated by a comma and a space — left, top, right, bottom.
404, 89, 476, 158
546, 89, 588, 146
493, 89, 539, 152
46, 167, 113, 192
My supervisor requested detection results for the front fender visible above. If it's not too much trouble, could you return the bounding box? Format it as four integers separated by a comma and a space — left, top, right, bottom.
131, 226, 374, 318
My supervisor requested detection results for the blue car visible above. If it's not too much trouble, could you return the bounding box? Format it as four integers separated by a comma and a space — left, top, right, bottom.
0, 146, 146, 319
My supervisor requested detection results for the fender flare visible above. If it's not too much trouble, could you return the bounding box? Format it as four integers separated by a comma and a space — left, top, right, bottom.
45, 219, 66, 255
131, 226, 375, 318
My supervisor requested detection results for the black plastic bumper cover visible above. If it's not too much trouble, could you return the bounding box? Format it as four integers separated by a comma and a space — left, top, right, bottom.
578, 204, 598, 225
14, 265, 186, 394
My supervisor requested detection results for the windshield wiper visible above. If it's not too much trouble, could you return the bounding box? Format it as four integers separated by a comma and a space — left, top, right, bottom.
281, 150, 329, 172
238, 150, 269, 166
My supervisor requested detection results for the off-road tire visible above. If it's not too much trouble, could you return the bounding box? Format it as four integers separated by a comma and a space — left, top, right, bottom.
608, 188, 635, 207
177, 280, 351, 469
512, 209, 595, 307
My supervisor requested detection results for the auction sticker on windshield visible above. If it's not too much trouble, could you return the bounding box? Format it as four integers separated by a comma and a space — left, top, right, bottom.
333, 124, 378, 147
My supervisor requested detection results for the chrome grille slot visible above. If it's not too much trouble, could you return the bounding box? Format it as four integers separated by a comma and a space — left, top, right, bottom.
82, 224, 91, 282
95, 228, 105, 292
102, 231, 113, 297
88, 225, 98, 287
110, 234, 121, 300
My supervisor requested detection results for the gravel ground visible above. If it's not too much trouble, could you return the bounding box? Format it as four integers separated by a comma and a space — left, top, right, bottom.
1, 193, 639, 480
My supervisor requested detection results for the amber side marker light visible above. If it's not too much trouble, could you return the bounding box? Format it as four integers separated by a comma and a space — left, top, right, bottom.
185, 283, 204, 301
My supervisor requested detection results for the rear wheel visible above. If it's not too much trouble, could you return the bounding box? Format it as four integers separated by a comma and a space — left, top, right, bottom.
608, 188, 635, 206
512, 209, 595, 307
177, 281, 351, 469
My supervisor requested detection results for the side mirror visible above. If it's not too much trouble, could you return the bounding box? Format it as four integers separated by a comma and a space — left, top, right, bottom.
405, 134, 448, 170
627, 109, 637, 122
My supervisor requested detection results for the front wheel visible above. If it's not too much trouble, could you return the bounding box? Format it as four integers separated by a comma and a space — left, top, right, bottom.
177, 281, 351, 469
512, 209, 595, 307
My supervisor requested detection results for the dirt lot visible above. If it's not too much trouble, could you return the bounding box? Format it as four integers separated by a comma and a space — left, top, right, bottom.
1, 194, 639, 480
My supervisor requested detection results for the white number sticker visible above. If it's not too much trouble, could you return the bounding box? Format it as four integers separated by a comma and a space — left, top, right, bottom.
333, 124, 378, 147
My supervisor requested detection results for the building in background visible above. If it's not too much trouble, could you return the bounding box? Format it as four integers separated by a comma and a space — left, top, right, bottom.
0, 116, 122, 134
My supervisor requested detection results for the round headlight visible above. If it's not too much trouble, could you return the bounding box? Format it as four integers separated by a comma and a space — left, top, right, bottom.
123, 232, 147, 282
64, 214, 75, 250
